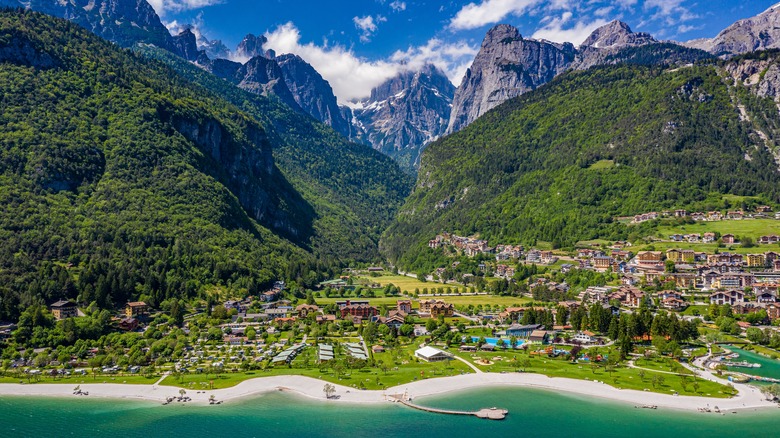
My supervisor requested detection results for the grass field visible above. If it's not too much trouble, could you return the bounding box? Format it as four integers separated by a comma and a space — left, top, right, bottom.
589, 159, 615, 170
451, 348, 732, 398
631, 241, 769, 255
0, 373, 161, 385
355, 273, 457, 293
653, 219, 780, 242
314, 294, 531, 308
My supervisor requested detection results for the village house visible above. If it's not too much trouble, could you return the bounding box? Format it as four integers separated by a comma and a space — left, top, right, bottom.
726, 211, 745, 220
746, 254, 767, 268
673, 273, 697, 289
757, 206, 773, 213
117, 317, 138, 331
611, 250, 633, 261
759, 235, 780, 245
703, 232, 716, 243
125, 301, 148, 319
295, 304, 319, 318
686, 233, 701, 243
660, 295, 687, 310
712, 275, 744, 290
499, 307, 527, 321
397, 300, 412, 315
592, 256, 613, 271
707, 252, 743, 265
528, 330, 549, 344
768, 303, 780, 321
710, 290, 746, 306
573, 331, 596, 344
722, 234, 735, 244
541, 251, 557, 264
611, 286, 646, 308
636, 251, 663, 264
50, 300, 78, 320
339, 303, 378, 319
376, 310, 406, 330
419, 299, 446, 314
430, 302, 455, 318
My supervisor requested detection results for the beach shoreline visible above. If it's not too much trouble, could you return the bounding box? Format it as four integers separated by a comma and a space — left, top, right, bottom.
0, 372, 776, 413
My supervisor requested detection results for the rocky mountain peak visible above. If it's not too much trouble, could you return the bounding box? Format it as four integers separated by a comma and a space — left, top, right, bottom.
172, 28, 200, 61
236, 33, 268, 59
685, 4, 780, 56
482, 23, 522, 47
275, 53, 351, 137
346, 64, 455, 170
446, 24, 575, 134
581, 20, 656, 49
1, 0, 191, 59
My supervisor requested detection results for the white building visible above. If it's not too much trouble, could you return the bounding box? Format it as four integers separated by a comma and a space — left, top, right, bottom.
573, 332, 596, 344
415, 346, 453, 362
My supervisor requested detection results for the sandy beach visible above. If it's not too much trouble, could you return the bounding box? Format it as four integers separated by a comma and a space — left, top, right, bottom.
0, 372, 775, 413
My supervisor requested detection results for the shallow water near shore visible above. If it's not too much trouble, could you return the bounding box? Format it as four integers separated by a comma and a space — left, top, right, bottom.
1, 387, 778, 437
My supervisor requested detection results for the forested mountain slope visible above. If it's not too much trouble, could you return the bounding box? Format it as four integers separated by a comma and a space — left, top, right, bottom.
382, 60, 780, 271
0, 10, 410, 321
137, 46, 413, 262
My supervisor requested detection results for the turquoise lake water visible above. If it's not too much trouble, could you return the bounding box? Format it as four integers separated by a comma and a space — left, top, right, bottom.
725, 346, 780, 380
1, 386, 778, 437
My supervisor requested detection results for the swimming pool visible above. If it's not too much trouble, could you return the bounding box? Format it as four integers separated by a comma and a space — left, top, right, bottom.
469, 336, 525, 348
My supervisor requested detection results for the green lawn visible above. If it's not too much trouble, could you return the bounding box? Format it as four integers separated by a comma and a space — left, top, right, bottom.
314, 294, 530, 308
631, 241, 766, 255
356, 273, 457, 293
450, 348, 733, 398
654, 219, 780, 243
589, 159, 615, 170
0, 373, 161, 385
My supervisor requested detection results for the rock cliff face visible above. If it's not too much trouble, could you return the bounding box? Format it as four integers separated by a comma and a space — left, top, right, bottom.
0, 0, 183, 55
236, 34, 271, 59
276, 54, 351, 137
581, 20, 656, 49
686, 4, 780, 56
347, 64, 455, 169
447, 22, 706, 135
172, 28, 200, 61
446, 24, 575, 134
198, 55, 303, 113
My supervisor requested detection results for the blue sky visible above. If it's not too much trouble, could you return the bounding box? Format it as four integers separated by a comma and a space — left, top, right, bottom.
150, 0, 777, 101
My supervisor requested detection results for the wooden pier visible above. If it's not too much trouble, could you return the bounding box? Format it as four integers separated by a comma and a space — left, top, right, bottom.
389, 395, 508, 420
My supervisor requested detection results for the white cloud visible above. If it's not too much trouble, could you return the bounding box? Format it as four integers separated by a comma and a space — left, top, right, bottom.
390, 1, 407, 12
531, 11, 609, 45
677, 24, 703, 34
265, 22, 401, 101
263, 23, 474, 102
594, 6, 614, 17
643, 0, 698, 25
390, 38, 480, 86
148, 0, 223, 17
449, 0, 543, 30
353, 15, 387, 43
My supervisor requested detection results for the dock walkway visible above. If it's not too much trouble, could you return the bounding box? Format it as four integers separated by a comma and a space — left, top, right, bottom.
389, 395, 508, 420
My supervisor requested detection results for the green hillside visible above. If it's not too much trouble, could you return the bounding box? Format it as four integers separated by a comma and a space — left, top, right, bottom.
135, 46, 413, 262
382, 61, 780, 271
0, 10, 409, 321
